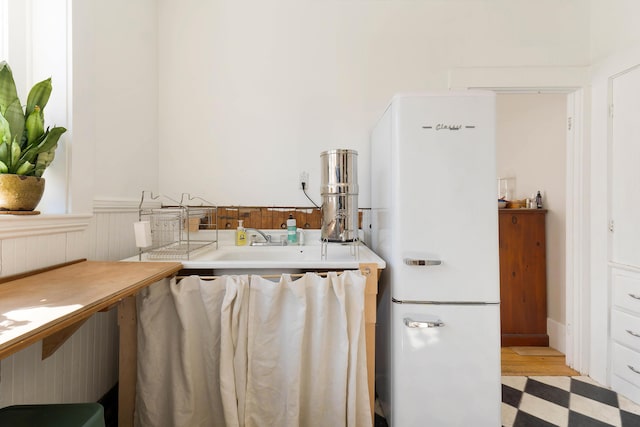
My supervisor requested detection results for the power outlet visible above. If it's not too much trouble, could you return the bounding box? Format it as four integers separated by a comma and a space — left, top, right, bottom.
299, 171, 309, 189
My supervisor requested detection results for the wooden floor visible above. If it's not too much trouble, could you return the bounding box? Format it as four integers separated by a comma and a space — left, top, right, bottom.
501, 347, 581, 376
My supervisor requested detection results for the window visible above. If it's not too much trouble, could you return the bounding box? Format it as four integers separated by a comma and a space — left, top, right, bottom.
1, 0, 70, 214
0, 0, 90, 239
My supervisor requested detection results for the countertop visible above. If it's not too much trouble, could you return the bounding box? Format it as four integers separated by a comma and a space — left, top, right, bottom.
123, 230, 386, 271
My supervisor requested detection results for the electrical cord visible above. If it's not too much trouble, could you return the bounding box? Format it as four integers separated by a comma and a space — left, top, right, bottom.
301, 182, 321, 208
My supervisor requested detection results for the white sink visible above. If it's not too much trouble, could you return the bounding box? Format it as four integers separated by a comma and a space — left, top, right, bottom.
181, 241, 385, 271
209, 246, 314, 261
124, 230, 386, 272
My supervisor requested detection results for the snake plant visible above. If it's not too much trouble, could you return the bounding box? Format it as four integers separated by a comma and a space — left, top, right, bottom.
0, 61, 66, 177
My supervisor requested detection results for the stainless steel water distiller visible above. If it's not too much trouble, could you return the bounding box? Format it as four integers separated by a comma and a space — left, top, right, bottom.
320, 149, 359, 242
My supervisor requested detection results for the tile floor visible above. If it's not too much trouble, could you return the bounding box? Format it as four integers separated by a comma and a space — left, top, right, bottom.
374, 397, 389, 426
375, 376, 640, 426
502, 376, 640, 427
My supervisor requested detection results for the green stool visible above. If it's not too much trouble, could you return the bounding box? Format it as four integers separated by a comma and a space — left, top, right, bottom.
0, 403, 105, 427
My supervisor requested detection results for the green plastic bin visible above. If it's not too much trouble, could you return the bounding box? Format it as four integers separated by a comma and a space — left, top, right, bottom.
0, 403, 105, 427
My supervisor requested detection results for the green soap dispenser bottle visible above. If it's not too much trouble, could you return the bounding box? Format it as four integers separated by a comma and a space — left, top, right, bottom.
236, 220, 247, 246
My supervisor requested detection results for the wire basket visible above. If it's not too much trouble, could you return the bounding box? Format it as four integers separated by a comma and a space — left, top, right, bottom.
137, 192, 218, 260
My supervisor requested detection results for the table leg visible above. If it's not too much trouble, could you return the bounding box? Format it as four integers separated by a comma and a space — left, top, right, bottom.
118, 296, 137, 427
360, 263, 378, 424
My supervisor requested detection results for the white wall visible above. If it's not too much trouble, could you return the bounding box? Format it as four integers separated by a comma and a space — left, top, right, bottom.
91, 0, 159, 201
496, 93, 567, 333
71, 0, 159, 211
590, 0, 640, 63
69, 0, 96, 213
156, 0, 590, 207
67, 0, 158, 213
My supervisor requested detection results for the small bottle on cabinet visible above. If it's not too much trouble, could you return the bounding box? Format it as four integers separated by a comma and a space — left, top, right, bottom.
535, 191, 543, 209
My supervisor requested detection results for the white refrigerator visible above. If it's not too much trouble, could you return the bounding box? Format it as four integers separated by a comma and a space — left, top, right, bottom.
370, 91, 501, 426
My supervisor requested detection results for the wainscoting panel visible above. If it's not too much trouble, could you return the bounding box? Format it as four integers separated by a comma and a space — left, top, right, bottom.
67, 230, 90, 262
88, 210, 139, 261
0, 310, 118, 406
0, 202, 139, 409
0, 233, 69, 277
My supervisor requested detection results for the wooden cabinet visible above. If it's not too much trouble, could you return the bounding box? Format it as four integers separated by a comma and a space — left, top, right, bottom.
499, 209, 549, 347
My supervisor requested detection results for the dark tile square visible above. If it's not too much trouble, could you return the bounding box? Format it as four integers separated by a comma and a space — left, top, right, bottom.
503, 383, 524, 408
374, 413, 389, 427
525, 378, 570, 408
570, 378, 619, 407
513, 410, 559, 427
568, 410, 615, 426
621, 409, 640, 427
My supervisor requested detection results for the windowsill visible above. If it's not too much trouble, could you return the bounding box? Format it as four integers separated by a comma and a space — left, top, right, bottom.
0, 213, 92, 239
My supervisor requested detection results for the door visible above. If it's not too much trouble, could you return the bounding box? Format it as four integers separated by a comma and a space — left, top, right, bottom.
391, 93, 500, 303
388, 302, 501, 427
610, 66, 640, 268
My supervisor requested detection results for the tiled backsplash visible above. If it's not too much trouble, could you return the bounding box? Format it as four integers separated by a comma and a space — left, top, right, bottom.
217, 207, 322, 230
215, 206, 363, 230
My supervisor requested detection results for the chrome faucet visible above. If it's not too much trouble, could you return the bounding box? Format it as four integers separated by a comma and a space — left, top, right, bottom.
246, 228, 287, 246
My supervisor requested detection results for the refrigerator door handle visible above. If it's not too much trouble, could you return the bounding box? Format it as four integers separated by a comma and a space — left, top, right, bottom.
404, 258, 442, 266
404, 317, 445, 328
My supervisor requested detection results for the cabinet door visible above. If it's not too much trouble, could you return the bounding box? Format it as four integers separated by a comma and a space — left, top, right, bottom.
499, 211, 548, 346
611, 66, 640, 268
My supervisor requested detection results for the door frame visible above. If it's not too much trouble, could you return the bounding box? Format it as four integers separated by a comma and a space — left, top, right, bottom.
565, 88, 588, 373
448, 66, 590, 373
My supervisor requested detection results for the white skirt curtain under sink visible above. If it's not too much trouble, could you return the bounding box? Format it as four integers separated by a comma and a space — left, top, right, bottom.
135, 271, 371, 427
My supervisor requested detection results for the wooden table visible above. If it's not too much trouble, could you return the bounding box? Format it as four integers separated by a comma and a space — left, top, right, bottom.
0, 260, 378, 426
0, 260, 183, 426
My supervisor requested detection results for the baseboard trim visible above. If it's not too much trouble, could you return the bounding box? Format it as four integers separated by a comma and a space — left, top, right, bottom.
501, 334, 549, 347
547, 317, 566, 353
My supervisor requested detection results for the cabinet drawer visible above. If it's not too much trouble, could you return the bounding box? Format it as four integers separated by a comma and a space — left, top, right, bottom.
612, 270, 640, 314
612, 343, 640, 389
612, 309, 640, 352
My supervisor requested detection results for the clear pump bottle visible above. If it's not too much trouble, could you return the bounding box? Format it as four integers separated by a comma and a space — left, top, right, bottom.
287, 214, 297, 244
236, 220, 247, 246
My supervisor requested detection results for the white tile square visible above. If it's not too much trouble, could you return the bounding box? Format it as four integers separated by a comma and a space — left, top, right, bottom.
501, 402, 518, 427
619, 394, 640, 416
501, 376, 528, 391
519, 393, 569, 427
375, 398, 385, 417
570, 393, 622, 427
